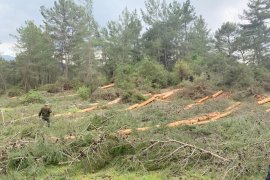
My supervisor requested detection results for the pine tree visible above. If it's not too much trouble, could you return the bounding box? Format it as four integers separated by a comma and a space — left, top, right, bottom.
41, 0, 87, 79
240, 0, 270, 65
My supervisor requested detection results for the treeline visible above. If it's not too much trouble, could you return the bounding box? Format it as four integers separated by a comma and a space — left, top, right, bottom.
0, 0, 269, 95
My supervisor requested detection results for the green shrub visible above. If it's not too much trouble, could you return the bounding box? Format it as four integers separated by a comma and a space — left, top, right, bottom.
77, 68, 107, 92
91, 87, 120, 101
181, 75, 213, 99
122, 90, 146, 103
115, 59, 170, 91
21, 90, 45, 104
77, 86, 90, 100
173, 60, 193, 83
8, 152, 33, 171
28, 141, 67, 166
136, 60, 169, 88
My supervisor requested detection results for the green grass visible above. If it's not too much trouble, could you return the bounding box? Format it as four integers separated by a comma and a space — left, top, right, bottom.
0, 89, 270, 179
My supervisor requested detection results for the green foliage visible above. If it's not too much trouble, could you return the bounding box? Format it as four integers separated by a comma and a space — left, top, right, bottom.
20, 126, 37, 139
16, 21, 57, 91
115, 59, 170, 91
24, 141, 67, 166
122, 90, 146, 103
91, 87, 120, 101
173, 60, 193, 83
181, 75, 213, 99
21, 90, 45, 104
8, 152, 34, 171
76, 86, 90, 100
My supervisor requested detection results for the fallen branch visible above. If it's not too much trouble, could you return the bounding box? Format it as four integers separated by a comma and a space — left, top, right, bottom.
159, 139, 230, 162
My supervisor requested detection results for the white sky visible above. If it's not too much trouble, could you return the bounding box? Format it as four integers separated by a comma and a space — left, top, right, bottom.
0, 0, 248, 56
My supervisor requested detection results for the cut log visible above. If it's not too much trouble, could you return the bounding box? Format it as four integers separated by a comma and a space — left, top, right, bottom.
196, 110, 234, 125
136, 96, 157, 108
78, 106, 98, 113
143, 93, 152, 97
137, 127, 151, 131
107, 98, 121, 105
212, 90, 223, 98
64, 135, 76, 140
160, 89, 182, 99
196, 96, 209, 103
127, 103, 140, 110
257, 98, 270, 105
166, 112, 220, 127
100, 83, 115, 89
118, 129, 132, 135
225, 102, 241, 111
266, 109, 270, 112
184, 103, 197, 110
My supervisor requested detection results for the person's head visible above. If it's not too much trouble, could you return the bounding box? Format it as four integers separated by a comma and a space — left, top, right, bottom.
44, 103, 49, 107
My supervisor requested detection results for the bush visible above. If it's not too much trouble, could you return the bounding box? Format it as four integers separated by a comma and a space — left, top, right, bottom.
181, 75, 213, 99
77, 68, 107, 92
173, 61, 193, 83
91, 87, 120, 101
21, 90, 45, 104
77, 86, 91, 100
122, 90, 146, 103
115, 59, 171, 91
136, 60, 170, 88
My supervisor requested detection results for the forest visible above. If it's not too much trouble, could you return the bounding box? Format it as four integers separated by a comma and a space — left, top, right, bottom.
0, 0, 269, 94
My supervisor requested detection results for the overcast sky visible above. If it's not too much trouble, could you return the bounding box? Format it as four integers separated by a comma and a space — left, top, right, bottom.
0, 0, 248, 56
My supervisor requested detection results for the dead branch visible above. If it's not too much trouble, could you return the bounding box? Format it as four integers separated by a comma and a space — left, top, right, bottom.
148, 139, 230, 162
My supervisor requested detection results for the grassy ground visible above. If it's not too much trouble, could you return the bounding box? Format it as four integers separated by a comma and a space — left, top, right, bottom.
0, 89, 270, 179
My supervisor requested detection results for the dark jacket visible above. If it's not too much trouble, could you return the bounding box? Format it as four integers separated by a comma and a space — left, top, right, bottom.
38, 107, 52, 120
266, 165, 270, 180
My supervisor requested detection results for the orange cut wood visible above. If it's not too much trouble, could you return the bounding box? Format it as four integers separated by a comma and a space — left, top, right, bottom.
212, 90, 223, 98
78, 106, 97, 113
143, 93, 152, 97
136, 96, 157, 108
196, 96, 209, 103
257, 98, 270, 105
107, 98, 121, 105
118, 129, 132, 135
127, 103, 140, 110
184, 103, 197, 110
137, 127, 150, 131
100, 83, 115, 89
266, 109, 270, 112
196, 110, 234, 125
225, 102, 241, 111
